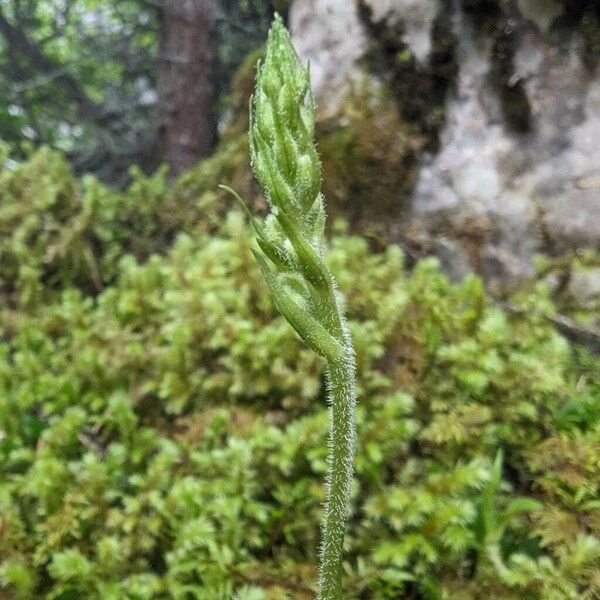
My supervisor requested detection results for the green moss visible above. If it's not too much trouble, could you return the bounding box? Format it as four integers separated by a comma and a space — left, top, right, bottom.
0, 144, 598, 597
535, 249, 600, 320
0, 216, 598, 597
317, 89, 418, 241
0, 42, 599, 597
0, 147, 184, 305
0, 130, 255, 309
172, 134, 256, 227
0, 42, 275, 310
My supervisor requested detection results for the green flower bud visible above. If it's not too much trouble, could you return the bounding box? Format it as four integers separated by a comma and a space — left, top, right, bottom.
250, 14, 320, 221
229, 16, 357, 599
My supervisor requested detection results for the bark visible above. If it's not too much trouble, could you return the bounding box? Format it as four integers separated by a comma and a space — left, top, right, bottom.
157, 0, 217, 176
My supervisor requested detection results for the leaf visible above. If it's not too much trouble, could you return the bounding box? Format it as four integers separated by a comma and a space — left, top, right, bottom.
253, 250, 343, 362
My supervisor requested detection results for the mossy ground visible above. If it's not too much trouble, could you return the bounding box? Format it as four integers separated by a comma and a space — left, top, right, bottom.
0, 136, 599, 599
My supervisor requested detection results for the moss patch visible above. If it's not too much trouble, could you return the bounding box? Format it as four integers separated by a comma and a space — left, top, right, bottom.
317, 88, 419, 242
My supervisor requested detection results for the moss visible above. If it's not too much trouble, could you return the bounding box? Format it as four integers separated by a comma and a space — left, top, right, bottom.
1, 132, 600, 598
581, 9, 600, 69
0, 147, 123, 303
0, 130, 258, 310
317, 88, 419, 243
171, 133, 258, 229
535, 249, 600, 322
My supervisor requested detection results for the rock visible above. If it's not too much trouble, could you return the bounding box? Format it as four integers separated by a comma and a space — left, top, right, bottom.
289, 0, 600, 289
289, 0, 444, 116
412, 6, 600, 287
289, 0, 367, 119
365, 0, 441, 65
412, 7, 542, 288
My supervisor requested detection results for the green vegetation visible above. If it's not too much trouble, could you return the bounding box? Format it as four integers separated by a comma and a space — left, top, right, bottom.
0, 144, 598, 598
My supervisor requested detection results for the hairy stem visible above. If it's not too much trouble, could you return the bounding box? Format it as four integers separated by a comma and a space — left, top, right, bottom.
320, 354, 356, 600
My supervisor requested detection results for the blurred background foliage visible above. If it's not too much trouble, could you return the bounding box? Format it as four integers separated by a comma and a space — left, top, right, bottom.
0, 0, 283, 181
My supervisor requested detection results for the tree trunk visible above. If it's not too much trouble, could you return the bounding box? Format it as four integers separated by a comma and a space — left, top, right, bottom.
157, 0, 217, 177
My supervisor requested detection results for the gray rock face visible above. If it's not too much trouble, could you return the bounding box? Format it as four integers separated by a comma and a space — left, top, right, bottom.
368, 0, 441, 65
289, 0, 367, 119
414, 7, 600, 290
516, 0, 563, 33
569, 267, 600, 308
288, 0, 440, 115
290, 0, 600, 290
